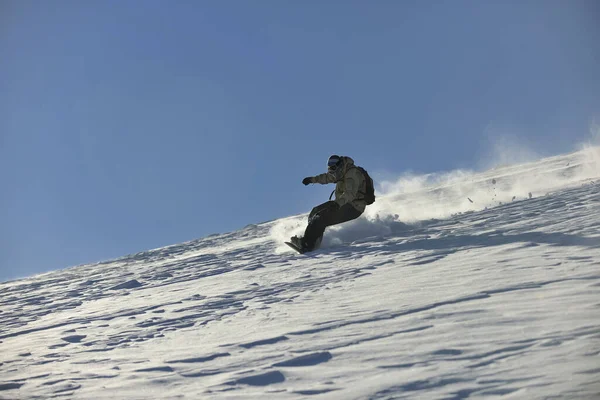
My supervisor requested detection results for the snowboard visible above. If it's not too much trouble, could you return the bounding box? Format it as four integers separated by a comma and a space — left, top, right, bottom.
285, 241, 306, 254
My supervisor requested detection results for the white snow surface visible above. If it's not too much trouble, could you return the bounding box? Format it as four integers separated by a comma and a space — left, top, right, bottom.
1, 147, 600, 399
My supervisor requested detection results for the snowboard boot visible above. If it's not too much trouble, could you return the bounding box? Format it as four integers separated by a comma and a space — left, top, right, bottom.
290, 236, 311, 252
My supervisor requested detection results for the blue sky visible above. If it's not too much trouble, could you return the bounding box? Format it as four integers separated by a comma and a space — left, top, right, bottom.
1, 0, 599, 281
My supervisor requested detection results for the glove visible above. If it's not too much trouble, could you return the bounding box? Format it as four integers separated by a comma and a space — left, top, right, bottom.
302, 177, 313, 186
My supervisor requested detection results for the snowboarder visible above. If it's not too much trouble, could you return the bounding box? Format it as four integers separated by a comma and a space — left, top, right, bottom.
288, 155, 374, 253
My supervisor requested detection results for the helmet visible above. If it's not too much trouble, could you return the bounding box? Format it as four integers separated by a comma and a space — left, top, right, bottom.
327, 155, 343, 171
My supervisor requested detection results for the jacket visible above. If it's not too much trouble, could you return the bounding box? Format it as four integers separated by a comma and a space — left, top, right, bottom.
310, 156, 367, 213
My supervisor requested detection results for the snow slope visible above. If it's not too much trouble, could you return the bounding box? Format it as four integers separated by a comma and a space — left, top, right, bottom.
1, 147, 599, 399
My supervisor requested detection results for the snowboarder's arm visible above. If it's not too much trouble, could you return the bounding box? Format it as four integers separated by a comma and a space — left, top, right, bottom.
311, 172, 337, 185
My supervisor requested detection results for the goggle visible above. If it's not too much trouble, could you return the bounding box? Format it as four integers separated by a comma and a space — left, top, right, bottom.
328, 157, 342, 171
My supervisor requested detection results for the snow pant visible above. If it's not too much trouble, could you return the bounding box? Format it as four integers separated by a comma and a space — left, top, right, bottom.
302, 201, 363, 250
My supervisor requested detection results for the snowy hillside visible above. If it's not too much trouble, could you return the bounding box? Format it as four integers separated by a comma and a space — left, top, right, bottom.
1, 147, 599, 399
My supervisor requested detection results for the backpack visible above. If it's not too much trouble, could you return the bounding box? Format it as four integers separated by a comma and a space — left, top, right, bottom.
355, 166, 376, 205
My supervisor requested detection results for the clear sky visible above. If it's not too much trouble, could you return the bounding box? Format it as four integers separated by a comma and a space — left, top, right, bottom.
1, 0, 599, 281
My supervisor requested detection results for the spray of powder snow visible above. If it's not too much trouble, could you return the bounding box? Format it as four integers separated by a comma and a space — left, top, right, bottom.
270, 140, 600, 253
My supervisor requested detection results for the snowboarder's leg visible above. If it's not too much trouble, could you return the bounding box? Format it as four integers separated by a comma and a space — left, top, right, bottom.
303, 202, 339, 249
290, 201, 336, 251
314, 234, 323, 250
302, 204, 362, 251
308, 201, 338, 223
